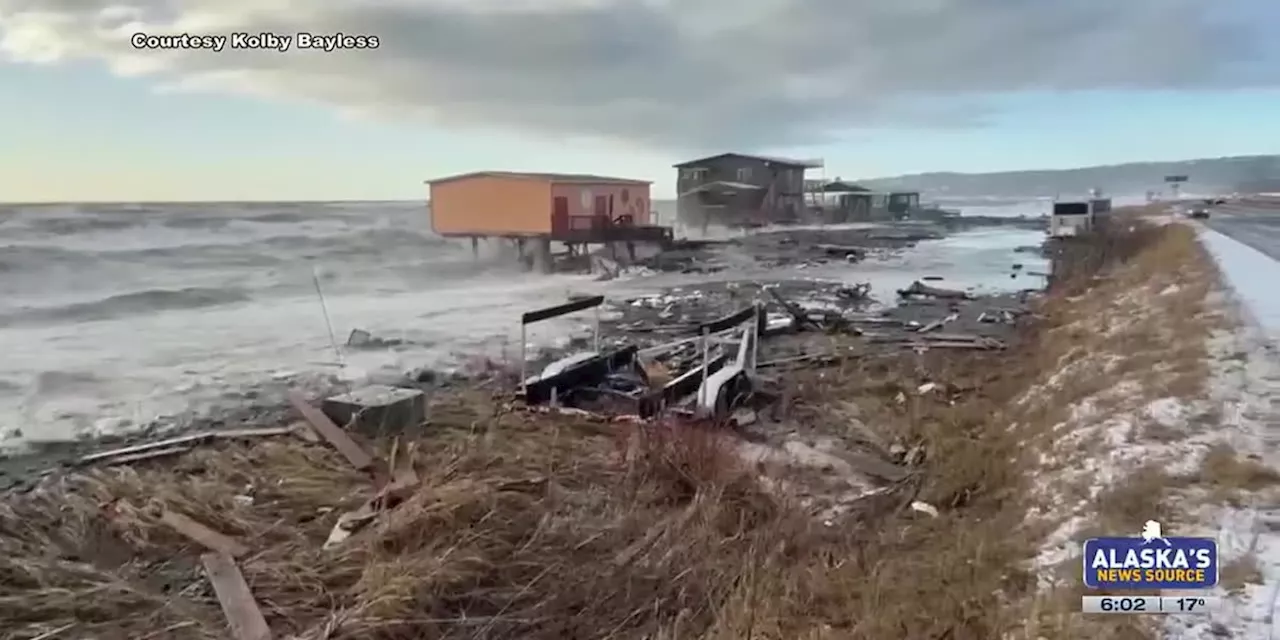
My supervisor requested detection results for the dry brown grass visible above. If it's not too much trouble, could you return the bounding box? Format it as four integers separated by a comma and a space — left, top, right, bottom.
1010, 218, 1225, 640
1, 397, 795, 640
0, 214, 1232, 640
718, 346, 1039, 640
1191, 443, 1280, 505
1219, 554, 1264, 595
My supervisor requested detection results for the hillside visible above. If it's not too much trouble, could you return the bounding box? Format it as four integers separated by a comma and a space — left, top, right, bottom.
858, 154, 1280, 198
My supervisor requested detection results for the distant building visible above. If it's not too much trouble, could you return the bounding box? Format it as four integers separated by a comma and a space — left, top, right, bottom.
427, 171, 671, 271
804, 179, 928, 222
673, 153, 823, 229
806, 179, 873, 222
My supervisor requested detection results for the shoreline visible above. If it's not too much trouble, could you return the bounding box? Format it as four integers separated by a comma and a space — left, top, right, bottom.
0, 219, 1045, 491
10, 207, 1272, 638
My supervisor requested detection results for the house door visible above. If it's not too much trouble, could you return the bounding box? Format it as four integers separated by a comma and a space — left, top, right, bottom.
594, 195, 608, 217
553, 196, 569, 234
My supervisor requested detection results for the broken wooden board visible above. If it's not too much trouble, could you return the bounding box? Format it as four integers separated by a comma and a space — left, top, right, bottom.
161, 510, 248, 557
212, 426, 296, 440
923, 332, 989, 342
907, 340, 1005, 350
77, 427, 299, 467
77, 435, 213, 466
288, 390, 376, 472
766, 287, 816, 329
97, 445, 194, 466
201, 552, 272, 640
323, 466, 421, 549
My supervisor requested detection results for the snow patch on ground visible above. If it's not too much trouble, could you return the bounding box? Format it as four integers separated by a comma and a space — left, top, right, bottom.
1156, 229, 1280, 639
1199, 226, 1280, 344
1157, 307, 1280, 639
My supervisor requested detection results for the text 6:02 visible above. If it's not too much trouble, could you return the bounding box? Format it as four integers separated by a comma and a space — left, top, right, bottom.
1101, 597, 1147, 612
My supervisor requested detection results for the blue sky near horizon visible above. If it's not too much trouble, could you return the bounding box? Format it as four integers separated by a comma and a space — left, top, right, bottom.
2, 0, 1278, 203
6, 60, 1277, 203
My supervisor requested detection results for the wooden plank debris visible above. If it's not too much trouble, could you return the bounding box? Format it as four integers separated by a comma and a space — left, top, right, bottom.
98, 445, 194, 466
77, 435, 213, 466
212, 426, 296, 440
161, 510, 248, 557
288, 390, 375, 471
766, 287, 816, 330
324, 459, 421, 549
77, 426, 299, 467
908, 340, 1005, 350
201, 552, 272, 640
916, 313, 958, 334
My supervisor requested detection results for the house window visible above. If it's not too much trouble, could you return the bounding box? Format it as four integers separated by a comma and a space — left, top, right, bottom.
736, 167, 752, 181
681, 167, 708, 180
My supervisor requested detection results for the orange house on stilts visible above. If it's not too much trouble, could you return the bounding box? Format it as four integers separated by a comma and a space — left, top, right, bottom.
426, 171, 673, 272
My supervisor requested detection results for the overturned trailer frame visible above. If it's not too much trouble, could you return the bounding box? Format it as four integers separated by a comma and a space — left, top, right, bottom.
518, 295, 625, 406
638, 304, 764, 419
515, 294, 766, 421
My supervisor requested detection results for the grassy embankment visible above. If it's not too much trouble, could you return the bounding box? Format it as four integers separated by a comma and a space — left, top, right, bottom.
1021, 211, 1280, 639
0, 210, 1263, 639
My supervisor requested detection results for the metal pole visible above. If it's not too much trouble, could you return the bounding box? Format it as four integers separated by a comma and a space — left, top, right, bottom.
699, 326, 710, 408
520, 324, 527, 397
750, 304, 761, 372
593, 305, 601, 353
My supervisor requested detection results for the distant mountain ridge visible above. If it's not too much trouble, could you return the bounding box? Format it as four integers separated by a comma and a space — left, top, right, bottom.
857, 154, 1280, 199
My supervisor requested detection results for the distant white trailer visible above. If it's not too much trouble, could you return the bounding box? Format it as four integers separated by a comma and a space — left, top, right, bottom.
1050, 198, 1111, 238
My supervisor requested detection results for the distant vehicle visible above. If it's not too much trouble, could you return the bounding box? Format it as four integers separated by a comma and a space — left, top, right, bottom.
1049, 198, 1111, 238
1189, 207, 1210, 219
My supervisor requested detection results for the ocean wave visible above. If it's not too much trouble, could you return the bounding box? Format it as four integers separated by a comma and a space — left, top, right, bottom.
157, 209, 314, 229
0, 202, 413, 239
159, 215, 236, 230
33, 370, 105, 396
24, 215, 143, 234
0, 226, 452, 274
0, 286, 250, 326
258, 227, 448, 256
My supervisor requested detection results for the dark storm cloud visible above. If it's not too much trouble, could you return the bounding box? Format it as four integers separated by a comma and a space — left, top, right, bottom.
0, 0, 1274, 149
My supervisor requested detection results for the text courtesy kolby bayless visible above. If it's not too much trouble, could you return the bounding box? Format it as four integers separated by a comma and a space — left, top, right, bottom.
129, 32, 380, 53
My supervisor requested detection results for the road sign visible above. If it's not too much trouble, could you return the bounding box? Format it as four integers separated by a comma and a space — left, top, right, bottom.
1165, 175, 1189, 183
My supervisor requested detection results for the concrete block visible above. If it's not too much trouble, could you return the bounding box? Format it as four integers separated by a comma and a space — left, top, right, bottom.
321, 385, 426, 437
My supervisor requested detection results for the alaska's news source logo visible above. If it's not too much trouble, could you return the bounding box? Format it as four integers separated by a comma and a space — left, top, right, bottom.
1083, 521, 1218, 589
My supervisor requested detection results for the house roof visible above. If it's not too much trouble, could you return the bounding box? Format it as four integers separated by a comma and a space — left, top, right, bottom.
821, 180, 871, 193
426, 171, 651, 185
672, 153, 824, 169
